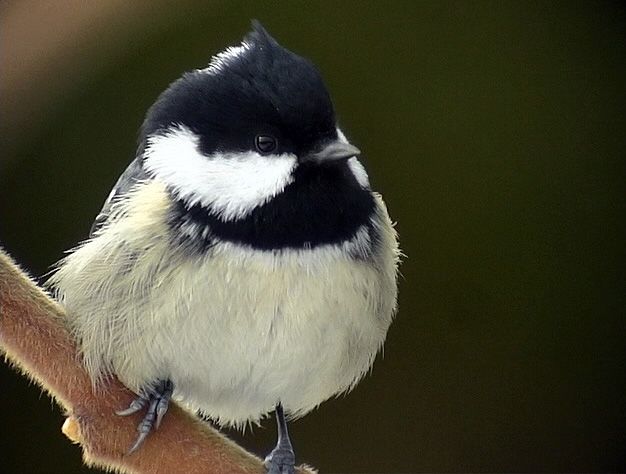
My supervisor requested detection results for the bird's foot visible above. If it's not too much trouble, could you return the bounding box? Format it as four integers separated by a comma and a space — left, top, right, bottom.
265, 403, 295, 474
264, 442, 296, 474
116, 379, 174, 454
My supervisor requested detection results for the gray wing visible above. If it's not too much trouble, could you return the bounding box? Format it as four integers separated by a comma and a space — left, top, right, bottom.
89, 157, 151, 237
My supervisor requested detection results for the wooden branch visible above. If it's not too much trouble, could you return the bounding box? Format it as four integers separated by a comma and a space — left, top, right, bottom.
0, 247, 315, 474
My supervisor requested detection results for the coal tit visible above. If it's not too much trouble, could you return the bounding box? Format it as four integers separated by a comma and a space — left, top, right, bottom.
50, 22, 399, 474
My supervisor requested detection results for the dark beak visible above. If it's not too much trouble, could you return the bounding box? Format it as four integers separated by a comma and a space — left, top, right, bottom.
304, 140, 361, 163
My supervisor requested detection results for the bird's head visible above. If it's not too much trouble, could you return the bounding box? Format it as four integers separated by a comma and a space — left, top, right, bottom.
139, 22, 373, 251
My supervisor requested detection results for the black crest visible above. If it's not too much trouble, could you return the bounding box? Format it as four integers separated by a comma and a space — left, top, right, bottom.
140, 21, 337, 158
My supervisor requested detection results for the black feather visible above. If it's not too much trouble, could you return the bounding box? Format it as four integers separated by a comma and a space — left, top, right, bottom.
168, 160, 376, 253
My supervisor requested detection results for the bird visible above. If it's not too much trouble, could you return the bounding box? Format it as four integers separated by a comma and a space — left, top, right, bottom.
49, 21, 399, 474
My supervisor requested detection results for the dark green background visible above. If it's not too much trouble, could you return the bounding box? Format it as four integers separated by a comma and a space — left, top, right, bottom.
1, 1, 625, 472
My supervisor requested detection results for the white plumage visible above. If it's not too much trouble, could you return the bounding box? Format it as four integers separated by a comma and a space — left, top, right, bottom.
50, 177, 399, 426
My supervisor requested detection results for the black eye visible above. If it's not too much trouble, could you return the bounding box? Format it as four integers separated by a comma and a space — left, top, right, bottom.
255, 134, 277, 154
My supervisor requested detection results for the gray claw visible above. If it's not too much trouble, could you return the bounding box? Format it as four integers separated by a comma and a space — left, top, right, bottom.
116, 397, 148, 416
155, 397, 169, 429
126, 427, 151, 455
155, 380, 174, 429
117, 379, 174, 454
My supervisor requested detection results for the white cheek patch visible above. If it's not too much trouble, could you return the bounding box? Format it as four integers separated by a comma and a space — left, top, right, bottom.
143, 126, 297, 221
337, 127, 370, 188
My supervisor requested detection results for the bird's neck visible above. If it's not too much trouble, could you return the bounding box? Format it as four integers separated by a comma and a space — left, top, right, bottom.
167, 162, 377, 255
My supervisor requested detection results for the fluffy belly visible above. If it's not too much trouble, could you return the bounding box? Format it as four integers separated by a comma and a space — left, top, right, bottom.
107, 244, 390, 425
51, 182, 398, 426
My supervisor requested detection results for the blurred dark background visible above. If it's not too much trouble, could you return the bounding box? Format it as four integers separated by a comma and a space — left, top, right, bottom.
1, 1, 625, 472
